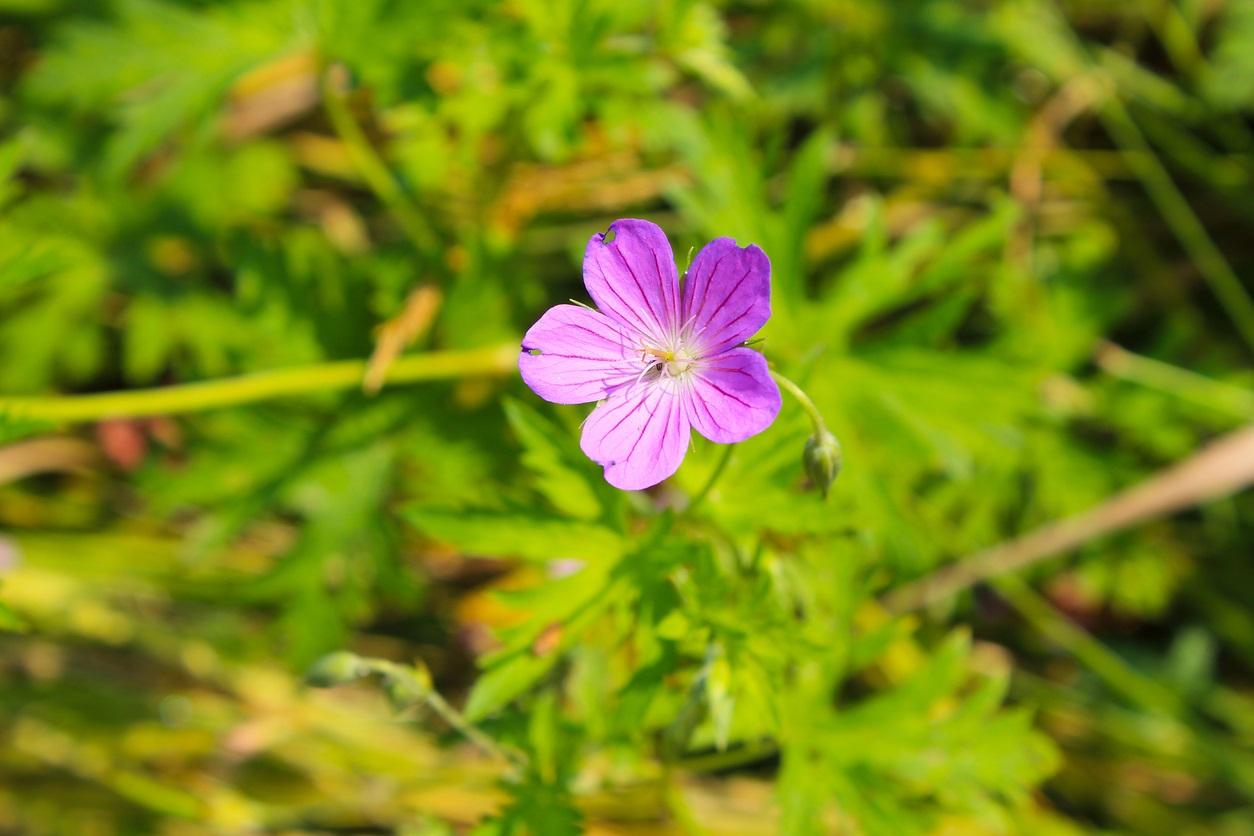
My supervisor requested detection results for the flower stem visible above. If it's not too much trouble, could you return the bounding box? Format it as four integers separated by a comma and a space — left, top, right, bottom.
422, 688, 528, 770
770, 370, 828, 436
772, 369, 842, 496
359, 659, 527, 770
685, 442, 735, 514
0, 343, 519, 424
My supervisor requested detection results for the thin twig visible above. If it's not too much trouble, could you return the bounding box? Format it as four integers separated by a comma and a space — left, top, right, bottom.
363, 285, 444, 394
0, 438, 98, 484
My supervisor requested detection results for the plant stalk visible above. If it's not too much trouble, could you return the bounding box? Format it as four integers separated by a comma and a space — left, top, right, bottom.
0, 344, 519, 424
770, 370, 828, 437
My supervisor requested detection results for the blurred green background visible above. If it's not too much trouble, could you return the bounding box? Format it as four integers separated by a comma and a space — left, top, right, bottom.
1, 1, 1252, 833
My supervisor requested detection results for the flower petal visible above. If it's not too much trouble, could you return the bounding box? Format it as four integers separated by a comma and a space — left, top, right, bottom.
583, 219, 681, 343
580, 384, 690, 490
684, 348, 781, 444
519, 304, 642, 405
680, 237, 770, 356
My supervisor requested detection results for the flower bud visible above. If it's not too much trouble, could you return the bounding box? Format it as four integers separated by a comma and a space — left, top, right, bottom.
306, 651, 366, 687
803, 430, 842, 498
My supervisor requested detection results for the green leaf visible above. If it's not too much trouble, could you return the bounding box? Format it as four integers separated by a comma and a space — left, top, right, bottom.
0, 598, 27, 634
464, 651, 560, 723
670, 3, 754, 100
407, 507, 625, 563
486, 773, 582, 836
612, 645, 677, 735
1208, 0, 1254, 108
0, 411, 54, 445
775, 127, 833, 306
26, 0, 291, 179
467, 561, 625, 720
0, 138, 23, 211
705, 650, 735, 751
503, 398, 607, 521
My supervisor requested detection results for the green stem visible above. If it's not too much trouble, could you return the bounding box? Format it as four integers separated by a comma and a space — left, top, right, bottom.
995, 575, 1185, 718
423, 689, 527, 770
321, 67, 435, 251
1096, 341, 1254, 420
996, 577, 1254, 793
0, 343, 519, 424
684, 367, 830, 513
363, 659, 526, 770
770, 370, 828, 436
1093, 68, 1254, 353
1148, 0, 1203, 79
685, 442, 735, 514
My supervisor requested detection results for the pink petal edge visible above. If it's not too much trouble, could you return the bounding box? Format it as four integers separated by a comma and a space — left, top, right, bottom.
684, 347, 781, 444
580, 384, 690, 490
518, 304, 641, 405
681, 237, 771, 357
583, 219, 681, 343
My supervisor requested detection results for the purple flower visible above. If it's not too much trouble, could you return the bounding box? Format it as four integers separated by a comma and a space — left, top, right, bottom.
519, 218, 781, 490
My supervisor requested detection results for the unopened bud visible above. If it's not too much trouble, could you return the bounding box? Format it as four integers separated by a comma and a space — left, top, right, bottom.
803, 430, 842, 498
306, 651, 365, 687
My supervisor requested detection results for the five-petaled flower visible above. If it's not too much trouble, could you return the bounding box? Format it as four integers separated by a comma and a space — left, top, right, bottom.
519, 219, 781, 490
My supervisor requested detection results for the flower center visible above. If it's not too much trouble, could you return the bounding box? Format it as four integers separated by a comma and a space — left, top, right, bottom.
642, 346, 697, 380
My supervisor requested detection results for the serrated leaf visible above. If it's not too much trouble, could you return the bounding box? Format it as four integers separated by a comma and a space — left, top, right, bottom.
503, 398, 605, 520
489, 772, 583, 836
27, 0, 291, 179
468, 562, 626, 720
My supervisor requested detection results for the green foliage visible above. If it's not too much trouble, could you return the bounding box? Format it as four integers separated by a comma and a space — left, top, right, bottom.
1, 0, 1252, 833
0, 595, 25, 634
408, 508, 626, 564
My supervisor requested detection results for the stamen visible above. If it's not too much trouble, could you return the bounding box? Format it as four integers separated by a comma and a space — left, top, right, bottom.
679, 311, 699, 335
